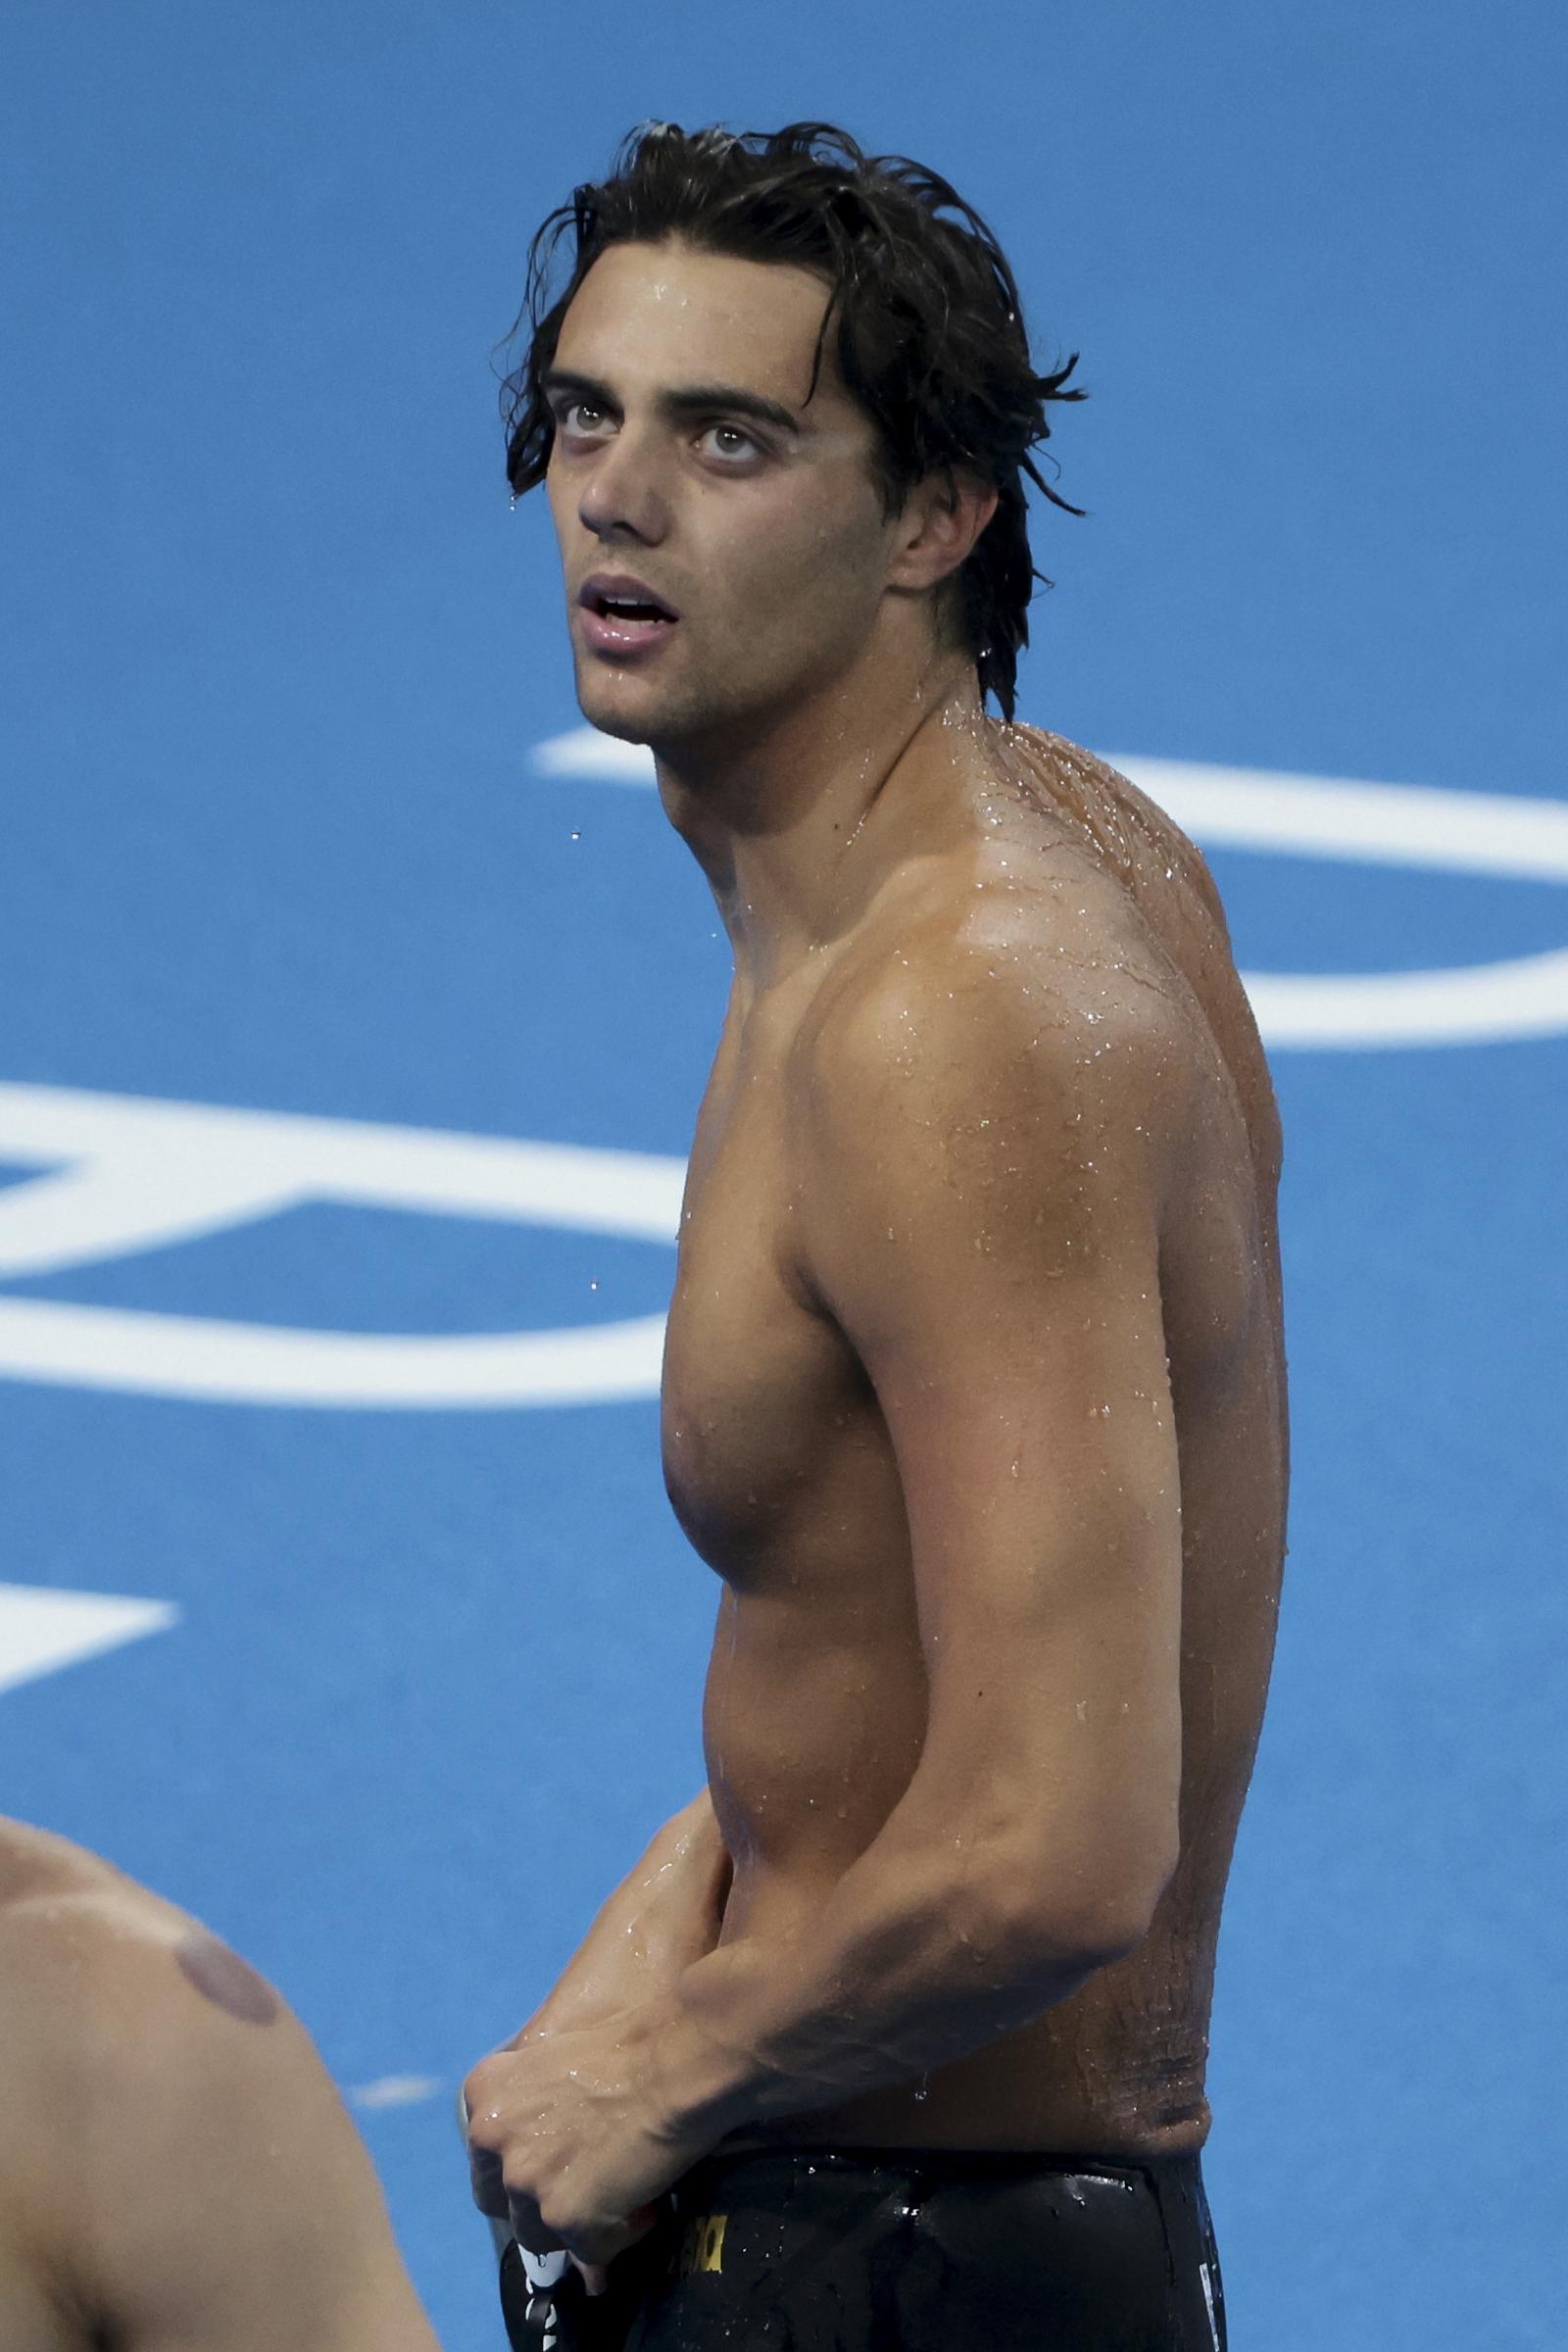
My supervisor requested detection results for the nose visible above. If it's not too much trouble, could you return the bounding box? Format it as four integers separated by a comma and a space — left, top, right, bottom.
575, 424, 669, 547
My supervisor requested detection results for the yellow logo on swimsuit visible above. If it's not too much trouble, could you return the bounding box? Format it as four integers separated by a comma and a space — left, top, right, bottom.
679, 2214, 728, 2276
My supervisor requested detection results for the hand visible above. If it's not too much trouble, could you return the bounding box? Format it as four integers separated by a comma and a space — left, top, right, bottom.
463, 2003, 721, 2270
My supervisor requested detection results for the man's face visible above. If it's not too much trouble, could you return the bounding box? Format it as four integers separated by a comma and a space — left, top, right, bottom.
544, 237, 904, 751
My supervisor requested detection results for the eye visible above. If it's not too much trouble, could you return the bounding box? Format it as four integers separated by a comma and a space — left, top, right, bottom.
699, 421, 764, 464
555, 398, 614, 438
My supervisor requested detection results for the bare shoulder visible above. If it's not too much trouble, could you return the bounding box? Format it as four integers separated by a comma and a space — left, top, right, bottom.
1005, 723, 1233, 925
796, 823, 1203, 1155
0, 1815, 107, 1909
0, 1820, 437, 2351
0, 1818, 298, 2216
1001, 724, 1281, 1182
0, 1816, 287, 2051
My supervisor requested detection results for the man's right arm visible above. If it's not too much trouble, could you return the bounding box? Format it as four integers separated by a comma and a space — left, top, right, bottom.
514, 1789, 731, 2040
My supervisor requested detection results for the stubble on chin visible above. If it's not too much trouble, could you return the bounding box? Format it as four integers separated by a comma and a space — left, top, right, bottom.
572, 651, 728, 755
569, 653, 660, 747
574, 686, 659, 747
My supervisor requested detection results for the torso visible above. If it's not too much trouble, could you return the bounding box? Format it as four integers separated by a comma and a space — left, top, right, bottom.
661, 724, 1287, 2159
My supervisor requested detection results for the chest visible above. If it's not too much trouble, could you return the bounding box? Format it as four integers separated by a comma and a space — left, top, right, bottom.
661, 1017, 867, 1571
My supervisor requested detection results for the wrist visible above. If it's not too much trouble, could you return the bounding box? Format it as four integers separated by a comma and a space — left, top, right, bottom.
642, 1982, 769, 2145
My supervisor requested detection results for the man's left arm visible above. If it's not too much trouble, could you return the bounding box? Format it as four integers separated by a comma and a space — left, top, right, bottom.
466, 940, 1192, 2257
662, 944, 1190, 2117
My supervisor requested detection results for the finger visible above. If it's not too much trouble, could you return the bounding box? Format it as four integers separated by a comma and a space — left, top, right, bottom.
468, 2146, 509, 2220
571, 2257, 611, 2296
506, 2196, 562, 2259
556, 2208, 658, 2270
514, 2198, 665, 2270
569, 2199, 662, 2269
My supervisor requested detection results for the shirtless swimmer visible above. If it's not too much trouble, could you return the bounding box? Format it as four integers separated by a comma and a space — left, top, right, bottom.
465, 120, 1285, 2351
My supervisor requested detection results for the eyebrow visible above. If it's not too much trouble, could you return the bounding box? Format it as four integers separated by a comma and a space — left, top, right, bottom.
541, 368, 805, 438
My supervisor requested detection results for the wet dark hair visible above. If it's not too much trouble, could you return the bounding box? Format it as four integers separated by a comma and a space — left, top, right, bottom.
500, 121, 1083, 719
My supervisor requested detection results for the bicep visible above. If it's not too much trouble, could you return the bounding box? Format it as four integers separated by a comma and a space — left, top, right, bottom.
804, 961, 1187, 1926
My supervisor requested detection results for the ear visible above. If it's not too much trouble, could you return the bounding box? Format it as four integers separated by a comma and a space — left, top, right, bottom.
886, 468, 1000, 594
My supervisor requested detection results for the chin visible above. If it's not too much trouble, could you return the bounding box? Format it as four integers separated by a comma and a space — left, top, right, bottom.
574, 666, 732, 758
575, 702, 658, 748
572, 665, 670, 748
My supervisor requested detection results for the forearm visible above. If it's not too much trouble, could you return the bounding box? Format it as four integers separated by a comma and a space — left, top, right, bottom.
659, 1805, 1128, 2136
466, 1791, 1141, 2264
522, 1789, 731, 2038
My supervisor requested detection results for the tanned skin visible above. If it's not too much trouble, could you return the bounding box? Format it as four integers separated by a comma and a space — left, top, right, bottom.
466, 236, 1286, 2278
0, 1818, 440, 2352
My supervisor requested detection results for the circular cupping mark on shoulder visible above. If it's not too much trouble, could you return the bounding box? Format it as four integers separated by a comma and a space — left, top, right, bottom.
174, 1930, 281, 2026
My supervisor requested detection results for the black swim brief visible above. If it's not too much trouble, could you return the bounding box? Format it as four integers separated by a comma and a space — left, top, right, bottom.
499, 2141, 1226, 2351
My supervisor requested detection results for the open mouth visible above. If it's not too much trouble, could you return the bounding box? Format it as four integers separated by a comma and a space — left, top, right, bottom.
577, 576, 680, 658
586, 590, 676, 624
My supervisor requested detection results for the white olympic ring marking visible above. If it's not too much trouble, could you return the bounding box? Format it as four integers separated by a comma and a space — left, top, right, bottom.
0, 1084, 678, 1407
0, 1581, 178, 1696
0, 740, 1561, 1409
538, 728, 1568, 1050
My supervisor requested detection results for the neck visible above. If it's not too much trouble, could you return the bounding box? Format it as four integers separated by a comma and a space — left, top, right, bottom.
652, 647, 988, 997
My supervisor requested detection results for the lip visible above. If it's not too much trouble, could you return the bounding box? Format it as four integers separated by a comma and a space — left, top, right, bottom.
577, 607, 676, 658
575, 570, 681, 659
